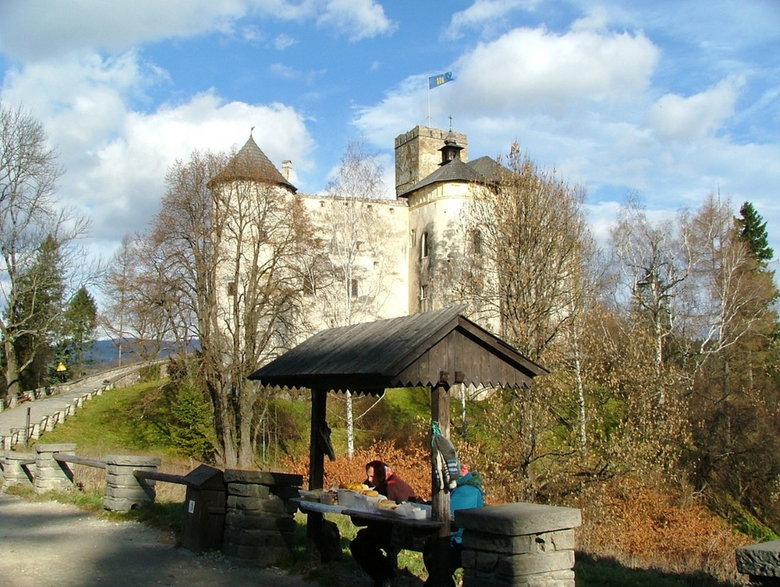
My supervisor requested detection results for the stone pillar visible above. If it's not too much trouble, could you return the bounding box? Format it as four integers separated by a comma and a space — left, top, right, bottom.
736, 540, 780, 586
104, 455, 161, 512
456, 502, 582, 587
222, 470, 303, 566
34, 443, 77, 494
1, 452, 36, 488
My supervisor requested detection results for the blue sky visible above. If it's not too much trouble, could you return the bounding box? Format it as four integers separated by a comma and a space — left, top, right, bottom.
1, 0, 779, 269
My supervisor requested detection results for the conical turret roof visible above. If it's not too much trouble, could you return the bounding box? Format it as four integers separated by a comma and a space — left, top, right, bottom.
210, 135, 296, 192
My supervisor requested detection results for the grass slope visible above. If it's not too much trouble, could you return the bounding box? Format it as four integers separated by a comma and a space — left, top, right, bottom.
34, 379, 173, 455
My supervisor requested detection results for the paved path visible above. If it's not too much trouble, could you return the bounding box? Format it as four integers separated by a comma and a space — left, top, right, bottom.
0, 366, 140, 443
0, 492, 316, 586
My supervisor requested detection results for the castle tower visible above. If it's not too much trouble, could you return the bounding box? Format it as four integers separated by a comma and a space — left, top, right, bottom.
394, 125, 468, 197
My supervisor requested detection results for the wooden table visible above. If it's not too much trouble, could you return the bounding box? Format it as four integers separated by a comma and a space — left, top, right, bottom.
293, 498, 445, 568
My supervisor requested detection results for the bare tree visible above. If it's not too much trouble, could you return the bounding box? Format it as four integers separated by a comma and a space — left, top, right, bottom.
464, 143, 590, 362
679, 194, 770, 375
100, 234, 136, 365
149, 148, 317, 467
454, 143, 593, 494
312, 140, 393, 457
609, 196, 689, 405
0, 102, 90, 398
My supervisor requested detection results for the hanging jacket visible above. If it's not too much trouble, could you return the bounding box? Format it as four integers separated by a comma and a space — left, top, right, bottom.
450, 472, 484, 544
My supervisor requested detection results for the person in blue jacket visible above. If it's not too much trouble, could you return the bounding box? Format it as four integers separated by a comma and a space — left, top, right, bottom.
424, 464, 485, 587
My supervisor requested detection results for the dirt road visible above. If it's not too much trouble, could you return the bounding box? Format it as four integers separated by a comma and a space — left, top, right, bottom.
0, 493, 317, 586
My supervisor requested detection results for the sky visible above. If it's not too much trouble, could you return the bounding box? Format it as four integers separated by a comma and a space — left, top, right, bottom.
1, 0, 779, 275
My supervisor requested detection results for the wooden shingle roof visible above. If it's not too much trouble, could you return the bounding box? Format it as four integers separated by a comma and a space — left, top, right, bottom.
397, 156, 503, 198
209, 135, 296, 192
248, 306, 547, 395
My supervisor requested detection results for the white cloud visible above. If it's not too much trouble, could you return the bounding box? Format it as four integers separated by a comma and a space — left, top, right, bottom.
269, 63, 299, 80
274, 33, 298, 50
355, 25, 659, 145
317, 0, 396, 42
571, 6, 610, 32
1, 48, 313, 247
445, 0, 538, 40
647, 75, 744, 142
0, 0, 388, 63
77, 92, 312, 238
454, 27, 659, 113
0, 0, 247, 60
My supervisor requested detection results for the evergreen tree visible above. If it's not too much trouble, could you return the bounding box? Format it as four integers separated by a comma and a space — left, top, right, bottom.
736, 201, 774, 265
9, 235, 66, 389
62, 286, 98, 374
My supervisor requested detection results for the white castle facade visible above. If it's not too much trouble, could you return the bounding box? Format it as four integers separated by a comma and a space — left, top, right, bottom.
212, 124, 504, 345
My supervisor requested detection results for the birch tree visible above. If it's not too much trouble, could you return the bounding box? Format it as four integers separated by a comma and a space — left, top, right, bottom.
609, 197, 689, 405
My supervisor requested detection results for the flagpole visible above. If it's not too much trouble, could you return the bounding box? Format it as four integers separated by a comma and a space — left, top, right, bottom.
427, 84, 431, 126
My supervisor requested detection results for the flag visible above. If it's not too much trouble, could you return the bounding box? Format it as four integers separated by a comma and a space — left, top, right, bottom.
428, 71, 454, 89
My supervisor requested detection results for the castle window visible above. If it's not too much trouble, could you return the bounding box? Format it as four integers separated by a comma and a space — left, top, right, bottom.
227, 281, 236, 297
420, 284, 429, 300
420, 231, 430, 259
351, 279, 359, 298
469, 229, 483, 255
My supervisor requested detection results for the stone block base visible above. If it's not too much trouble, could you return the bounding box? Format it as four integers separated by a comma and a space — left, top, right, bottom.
222, 469, 302, 567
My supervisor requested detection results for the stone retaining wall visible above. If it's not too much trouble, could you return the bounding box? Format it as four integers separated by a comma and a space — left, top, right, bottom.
222, 470, 303, 566
736, 540, 780, 586
456, 502, 582, 586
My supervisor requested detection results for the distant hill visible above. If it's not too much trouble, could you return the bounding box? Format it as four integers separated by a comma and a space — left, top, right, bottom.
82, 339, 200, 368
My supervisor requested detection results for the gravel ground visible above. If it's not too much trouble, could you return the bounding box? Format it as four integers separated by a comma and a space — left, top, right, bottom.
0, 493, 318, 587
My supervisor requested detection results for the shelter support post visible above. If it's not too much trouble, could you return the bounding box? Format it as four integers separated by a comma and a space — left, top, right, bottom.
306, 387, 327, 559
430, 375, 452, 586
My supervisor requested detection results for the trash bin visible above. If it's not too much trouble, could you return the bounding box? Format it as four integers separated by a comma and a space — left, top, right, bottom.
181, 464, 226, 552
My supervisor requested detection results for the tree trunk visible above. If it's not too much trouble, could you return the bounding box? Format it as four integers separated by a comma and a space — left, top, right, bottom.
3, 338, 21, 401
346, 390, 354, 458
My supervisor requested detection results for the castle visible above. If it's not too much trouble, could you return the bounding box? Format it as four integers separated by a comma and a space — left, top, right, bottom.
213, 124, 504, 343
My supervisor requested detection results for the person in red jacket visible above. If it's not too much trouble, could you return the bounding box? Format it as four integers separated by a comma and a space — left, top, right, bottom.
349, 460, 415, 586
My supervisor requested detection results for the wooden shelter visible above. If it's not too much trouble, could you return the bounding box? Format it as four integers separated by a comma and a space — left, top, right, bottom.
248, 305, 547, 570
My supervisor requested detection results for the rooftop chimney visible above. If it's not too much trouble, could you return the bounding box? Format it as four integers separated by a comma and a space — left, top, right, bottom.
282, 160, 293, 181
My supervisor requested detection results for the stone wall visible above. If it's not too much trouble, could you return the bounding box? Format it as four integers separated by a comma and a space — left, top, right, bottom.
222, 470, 302, 567
736, 540, 780, 586
456, 502, 582, 586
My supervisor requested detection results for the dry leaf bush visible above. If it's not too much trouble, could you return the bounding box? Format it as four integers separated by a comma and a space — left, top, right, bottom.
568, 476, 753, 584
283, 439, 432, 500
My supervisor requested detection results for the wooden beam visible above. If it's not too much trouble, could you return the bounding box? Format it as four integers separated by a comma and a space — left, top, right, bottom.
429, 379, 452, 586
308, 388, 327, 490
306, 387, 327, 559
